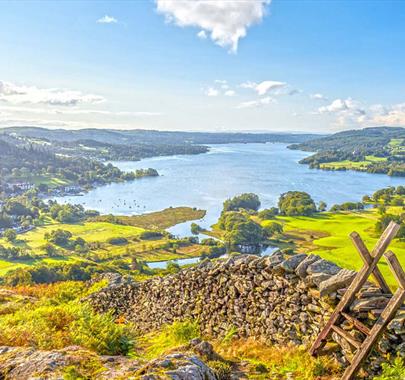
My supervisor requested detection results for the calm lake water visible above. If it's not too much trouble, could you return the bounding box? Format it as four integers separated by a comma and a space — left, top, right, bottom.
56, 143, 404, 236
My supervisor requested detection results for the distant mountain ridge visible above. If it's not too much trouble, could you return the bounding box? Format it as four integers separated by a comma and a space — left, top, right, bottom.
0, 126, 324, 145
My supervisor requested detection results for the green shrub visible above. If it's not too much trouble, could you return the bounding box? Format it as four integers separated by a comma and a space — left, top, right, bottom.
278, 191, 317, 216
374, 357, 405, 380
208, 360, 233, 380
139, 231, 164, 240
0, 296, 135, 355
143, 320, 200, 358
223, 193, 261, 212
107, 237, 128, 245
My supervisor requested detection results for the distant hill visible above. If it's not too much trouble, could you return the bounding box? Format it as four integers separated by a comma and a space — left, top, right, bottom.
289, 127, 405, 176
289, 126, 405, 153
0, 126, 323, 145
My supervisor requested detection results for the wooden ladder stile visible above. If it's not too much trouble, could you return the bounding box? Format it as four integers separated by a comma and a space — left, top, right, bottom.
309, 221, 405, 380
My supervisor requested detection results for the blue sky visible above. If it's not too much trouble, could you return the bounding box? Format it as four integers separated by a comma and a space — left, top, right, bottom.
0, 0, 404, 132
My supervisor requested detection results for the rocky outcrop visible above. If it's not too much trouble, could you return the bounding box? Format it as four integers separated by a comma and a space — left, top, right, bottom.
0, 341, 223, 380
88, 253, 405, 361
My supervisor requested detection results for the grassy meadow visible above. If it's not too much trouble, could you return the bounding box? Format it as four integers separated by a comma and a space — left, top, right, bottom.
319, 155, 387, 171
265, 208, 405, 289
0, 207, 208, 276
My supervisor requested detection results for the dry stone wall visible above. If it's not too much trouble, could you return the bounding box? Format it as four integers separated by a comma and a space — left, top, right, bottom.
89, 253, 405, 361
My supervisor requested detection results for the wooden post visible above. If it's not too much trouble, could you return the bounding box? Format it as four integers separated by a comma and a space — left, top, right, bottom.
309, 221, 400, 356
350, 232, 392, 294
310, 222, 405, 380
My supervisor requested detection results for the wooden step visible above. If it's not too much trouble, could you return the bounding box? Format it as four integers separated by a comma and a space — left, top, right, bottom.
331, 325, 362, 349
340, 312, 371, 336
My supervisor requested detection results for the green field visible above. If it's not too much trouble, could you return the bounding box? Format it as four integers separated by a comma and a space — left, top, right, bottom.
320, 155, 387, 171
8, 174, 72, 188
269, 209, 405, 289
0, 207, 209, 276
0, 222, 144, 251
91, 206, 206, 230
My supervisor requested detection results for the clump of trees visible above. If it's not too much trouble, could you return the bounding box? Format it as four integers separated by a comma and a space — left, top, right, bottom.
107, 237, 128, 245
223, 193, 261, 212
330, 202, 364, 212
375, 213, 405, 240
139, 231, 164, 240
218, 211, 263, 252
48, 202, 99, 223
3, 229, 17, 242
372, 186, 405, 205
258, 207, 279, 220
190, 223, 201, 235
0, 244, 31, 260
44, 229, 88, 252
200, 238, 226, 259
278, 191, 317, 216
262, 222, 283, 239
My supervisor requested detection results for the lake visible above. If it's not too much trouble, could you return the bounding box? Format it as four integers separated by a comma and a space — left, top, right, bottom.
55, 143, 404, 236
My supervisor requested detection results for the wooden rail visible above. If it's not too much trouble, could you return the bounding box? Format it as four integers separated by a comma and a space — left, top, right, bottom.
310, 221, 405, 380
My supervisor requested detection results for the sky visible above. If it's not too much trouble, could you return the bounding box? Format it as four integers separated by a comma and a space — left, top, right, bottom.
0, 0, 404, 133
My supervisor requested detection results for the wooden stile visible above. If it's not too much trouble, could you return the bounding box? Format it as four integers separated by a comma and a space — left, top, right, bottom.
310, 221, 405, 380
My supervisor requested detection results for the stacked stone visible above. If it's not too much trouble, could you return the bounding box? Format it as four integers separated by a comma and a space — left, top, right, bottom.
88, 252, 404, 359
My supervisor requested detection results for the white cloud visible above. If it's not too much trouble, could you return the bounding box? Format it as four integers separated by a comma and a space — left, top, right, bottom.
367, 103, 405, 126
310, 93, 327, 101
0, 80, 105, 106
197, 30, 207, 39
97, 15, 118, 24
318, 98, 364, 115
0, 105, 161, 117
224, 90, 236, 97
156, 0, 271, 53
205, 87, 219, 97
236, 96, 274, 109
240, 80, 286, 96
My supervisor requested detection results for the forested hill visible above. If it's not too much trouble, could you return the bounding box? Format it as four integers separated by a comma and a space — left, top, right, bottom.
289, 126, 405, 153
289, 127, 405, 176
0, 136, 137, 188
0, 127, 322, 145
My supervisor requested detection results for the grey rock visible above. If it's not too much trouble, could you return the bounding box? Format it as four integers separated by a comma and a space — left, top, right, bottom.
280, 254, 307, 273
306, 259, 341, 276
295, 255, 321, 278
319, 269, 356, 297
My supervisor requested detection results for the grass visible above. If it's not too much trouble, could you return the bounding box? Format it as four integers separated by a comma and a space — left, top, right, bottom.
214, 338, 340, 379
0, 215, 208, 275
0, 256, 78, 276
139, 320, 200, 359
319, 155, 387, 171
90, 206, 206, 230
8, 174, 72, 188
0, 222, 145, 252
269, 208, 405, 289
0, 281, 136, 355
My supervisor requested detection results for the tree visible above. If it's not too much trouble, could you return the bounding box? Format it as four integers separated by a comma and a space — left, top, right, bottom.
0, 214, 12, 229
278, 191, 317, 216
258, 208, 279, 220
224, 220, 263, 250
190, 223, 201, 235
223, 193, 261, 212
263, 222, 283, 238
318, 201, 327, 212
45, 229, 73, 247
42, 243, 58, 256
4, 229, 17, 242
